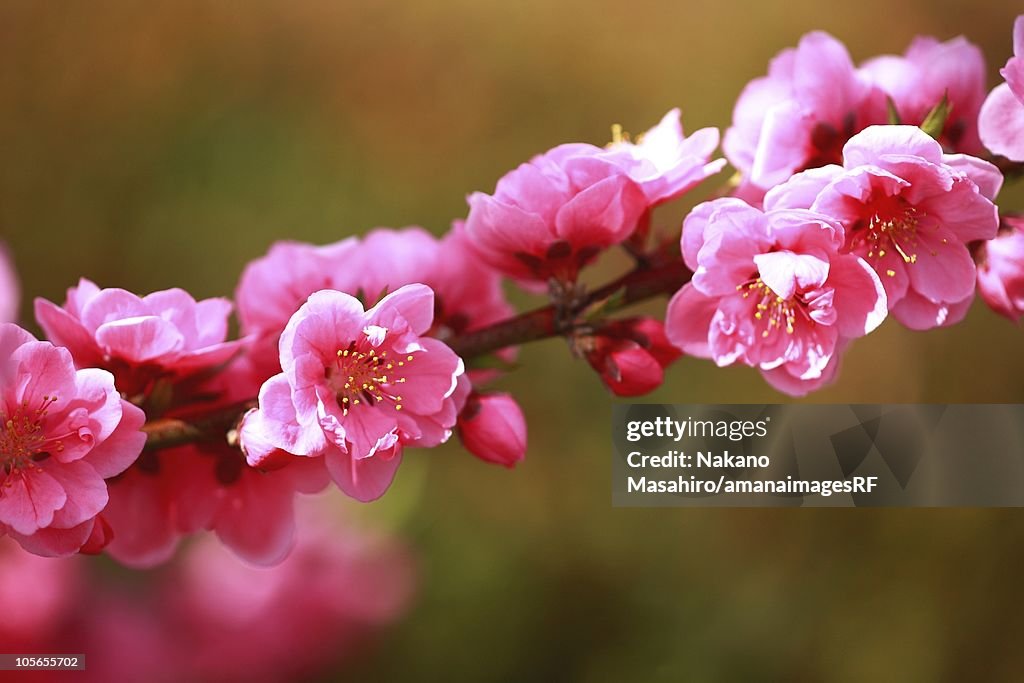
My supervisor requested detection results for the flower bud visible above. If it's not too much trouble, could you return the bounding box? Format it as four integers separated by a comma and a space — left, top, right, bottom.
978, 217, 1024, 322
458, 393, 526, 468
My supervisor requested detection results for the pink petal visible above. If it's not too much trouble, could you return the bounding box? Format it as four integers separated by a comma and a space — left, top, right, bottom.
368, 284, 435, 337
85, 400, 147, 478
753, 251, 830, 299
664, 284, 719, 359
325, 444, 402, 502
46, 460, 108, 529
554, 174, 646, 247
212, 469, 296, 566
979, 83, 1024, 162
0, 469, 67, 535
904, 224, 978, 304
9, 518, 94, 557
94, 316, 185, 363
828, 255, 888, 337
843, 125, 944, 167
891, 289, 973, 330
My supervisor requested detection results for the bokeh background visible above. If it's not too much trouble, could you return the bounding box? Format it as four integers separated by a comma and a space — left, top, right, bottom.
2, 1, 1024, 680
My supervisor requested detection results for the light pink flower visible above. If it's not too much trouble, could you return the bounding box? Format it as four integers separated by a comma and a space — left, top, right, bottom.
860, 35, 986, 153
977, 217, 1024, 322
0, 323, 146, 556
0, 242, 18, 323
765, 125, 1001, 329
465, 111, 722, 280
585, 317, 681, 396
239, 285, 465, 502
35, 279, 243, 395
979, 16, 1024, 161
666, 199, 886, 396
236, 237, 362, 375
724, 32, 886, 192
457, 392, 527, 468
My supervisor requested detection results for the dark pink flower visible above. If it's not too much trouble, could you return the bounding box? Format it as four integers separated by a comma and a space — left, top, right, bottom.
979, 16, 1024, 161
765, 125, 1001, 329
0, 323, 146, 556
35, 279, 243, 395
239, 285, 465, 502
666, 199, 886, 396
0, 242, 18, 324
723, 32, 886, 192
977, 217, 1024, 322
465, 111, 721, 280
585, 318, 680, 396
860, 35, 986, 153
457, 392, 527, 467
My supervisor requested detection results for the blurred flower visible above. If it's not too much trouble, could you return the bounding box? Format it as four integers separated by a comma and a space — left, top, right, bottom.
585, 318, 680, 397
35, 279, 243, 396
667, 199, 886, 396
860, 35, 986, 153
0, 241, 18, 323
240, 285, 465, 502
0, 537, 82, 652
766, 125, 1001, 329
979, 16, 1024, 161
465, 110, 721, 281
0, 323, 146, 556
977, 217, 1024, 322
457, 392, 527, 467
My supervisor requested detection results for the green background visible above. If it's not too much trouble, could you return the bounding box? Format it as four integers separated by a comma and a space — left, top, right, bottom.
3, 1, 1023, 680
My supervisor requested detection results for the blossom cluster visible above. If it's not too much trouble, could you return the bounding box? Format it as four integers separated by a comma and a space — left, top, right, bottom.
1, 18, 1023, 565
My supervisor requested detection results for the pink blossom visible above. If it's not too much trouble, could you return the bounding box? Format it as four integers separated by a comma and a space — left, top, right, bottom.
979, 16, 1024, 161
977, 217, 1024, 322
860, 35, 986, 153
457, 392, 527, 467
0, 242, 18, 323
666, 199, 887, 396
0, 323, 146, 556
0, 537, 82, 652
723, 32, 886, 192
236, 237, 362, 375
103, 358, 329, 568
585, 317, 681, 396
465, 111, 722, 280
239, 285, 465, 502
765, 126, 1001, 329
35, 279, 243, 395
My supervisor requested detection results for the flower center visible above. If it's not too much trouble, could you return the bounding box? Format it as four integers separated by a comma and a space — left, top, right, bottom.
327, 342, 411, 415
738, 278, 799, 338
853, 205, 932, 277
0, 396, 62, 476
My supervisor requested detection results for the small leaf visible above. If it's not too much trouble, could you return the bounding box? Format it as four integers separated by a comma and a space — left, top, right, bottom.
886, 96, 902, 125
584, 287, 628, 321
920, 92, 950, 141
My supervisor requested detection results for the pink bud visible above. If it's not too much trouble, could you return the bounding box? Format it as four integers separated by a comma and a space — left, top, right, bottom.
80, 515, 115, 555
458, 393, 527, 468
591, 343, 664, 397
978, 217, 1024, 322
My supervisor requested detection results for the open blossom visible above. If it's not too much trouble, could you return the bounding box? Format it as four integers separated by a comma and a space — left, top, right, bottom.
860, 36, 986, 153
102, 358, 329, 569
35, 279, 243, 394
725, 31, 987, 195
457, 392, 527, 468
979, 16, 1024, 161
724, 32, 885, 193
977, 217, 1024, 322
0, 242, 17, 323
240, 285, 465, 502
666, 199, 887, 396
585, 317, 681, 396
0, 324, 146, 556
765, 126, 1001, 329
465, 110, 722, 280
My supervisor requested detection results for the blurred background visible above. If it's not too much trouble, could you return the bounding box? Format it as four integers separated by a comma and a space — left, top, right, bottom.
2, 0, 1024, 680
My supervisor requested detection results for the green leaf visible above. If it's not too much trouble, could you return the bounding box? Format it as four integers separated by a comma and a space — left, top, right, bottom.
886, 96, 902, 125
919, 92, 950, 141
584, 286, 628, 321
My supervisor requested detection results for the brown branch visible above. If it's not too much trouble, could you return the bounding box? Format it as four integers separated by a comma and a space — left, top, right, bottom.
142, 257, 692, 453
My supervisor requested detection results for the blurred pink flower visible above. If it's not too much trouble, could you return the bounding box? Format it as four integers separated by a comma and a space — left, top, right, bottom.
0, 537, 82, 652
0, 323, 146, 556
465, 111, 721, 280
35, 279, 243, 395
666, 199, 886, 396
979, 16, 1024, 161
860, 35, 986, 153
766, 125, 1001, 329
723, 32, 886, 192
977, 217, 1024, 322
240, 285, 465, 501
457, 392, 527, 467
585, 317, 680, 397
0, 241, 18, 323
